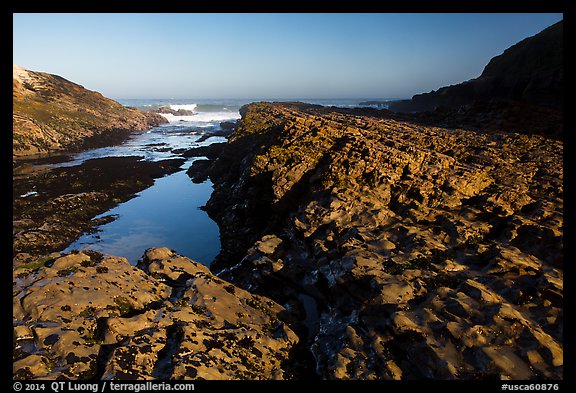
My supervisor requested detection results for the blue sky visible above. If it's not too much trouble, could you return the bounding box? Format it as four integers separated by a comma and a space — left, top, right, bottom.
13, 13, 563, 100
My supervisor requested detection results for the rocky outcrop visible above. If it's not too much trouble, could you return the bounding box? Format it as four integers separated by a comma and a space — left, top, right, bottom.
183, 142, 227, 183
204, 102, 563, 379
13, 248, 298, 380
13, 65, 167, 158
389, 21, 562, 113
155, 106, 195, 116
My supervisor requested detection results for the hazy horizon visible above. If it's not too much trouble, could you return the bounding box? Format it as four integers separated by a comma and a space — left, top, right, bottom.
13, 13, 562, 100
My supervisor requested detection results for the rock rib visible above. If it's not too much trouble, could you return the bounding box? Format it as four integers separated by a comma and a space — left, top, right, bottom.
204, 102, 563, 380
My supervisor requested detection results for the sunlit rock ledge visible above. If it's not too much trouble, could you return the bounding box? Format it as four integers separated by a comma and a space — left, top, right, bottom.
13, 248, 298, 380
202, 101, 563, 380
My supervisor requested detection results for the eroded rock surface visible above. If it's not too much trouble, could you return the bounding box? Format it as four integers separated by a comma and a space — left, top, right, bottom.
205, 102, 563, 379
13, 248, 298, 380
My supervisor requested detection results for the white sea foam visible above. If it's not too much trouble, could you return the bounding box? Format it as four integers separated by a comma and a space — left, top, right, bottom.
192, 111, 241, 122
169, 104, 198, 112
159, 111, 240, 124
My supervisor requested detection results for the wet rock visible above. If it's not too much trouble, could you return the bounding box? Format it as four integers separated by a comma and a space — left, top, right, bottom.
182, 144, 227, 184
155, 106, 194, 116
181, 143, 226, 160
219, 121, 237, 132
186, 160, 211, 184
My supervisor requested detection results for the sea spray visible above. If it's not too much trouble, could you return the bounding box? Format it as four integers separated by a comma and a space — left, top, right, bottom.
168, 103, 197, 112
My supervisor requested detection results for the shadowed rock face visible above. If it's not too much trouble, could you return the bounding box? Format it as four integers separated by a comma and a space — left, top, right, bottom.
205, 102, 562, 380
13, 248, 298, 380
13, 65, 167, 158
389, 21, 563, 113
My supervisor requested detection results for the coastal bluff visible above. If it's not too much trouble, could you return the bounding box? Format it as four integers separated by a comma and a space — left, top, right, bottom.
13, 65, 167, 158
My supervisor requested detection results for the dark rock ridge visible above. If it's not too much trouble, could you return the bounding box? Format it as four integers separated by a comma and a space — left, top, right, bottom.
13, 247, 298, 379
389, 21, 562, 113
204, 102, 562, 379
358, 100, 390, 107
13, 65, 167, 158
410, 100, 563, 140
220, 121, 237, 132
183, 142, 227, 183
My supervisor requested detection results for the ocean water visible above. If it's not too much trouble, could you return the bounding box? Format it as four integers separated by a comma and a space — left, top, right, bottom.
61, 98, 395, 266
119, 97, 396, 113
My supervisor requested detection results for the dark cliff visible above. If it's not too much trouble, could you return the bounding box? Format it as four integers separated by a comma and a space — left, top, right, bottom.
389, 21, 563, 113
